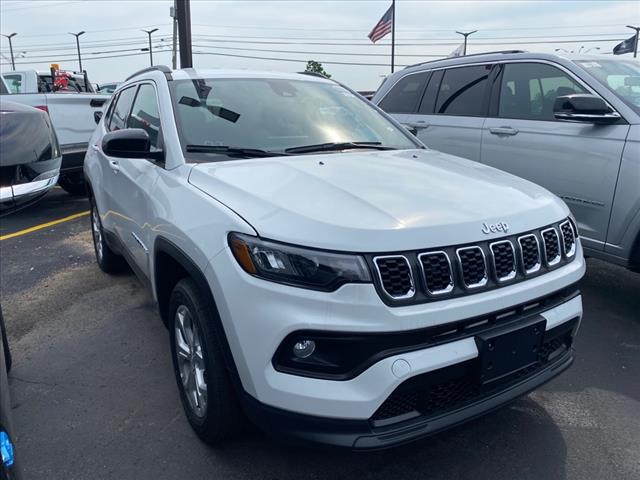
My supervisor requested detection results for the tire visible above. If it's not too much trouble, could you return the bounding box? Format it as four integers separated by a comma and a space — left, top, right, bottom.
89, 199, 128, 274
58, 172, 87, 196
169, 278, 241, 445
1, 306, 11, 373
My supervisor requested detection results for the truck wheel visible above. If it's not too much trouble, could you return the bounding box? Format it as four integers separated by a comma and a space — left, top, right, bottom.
1, 306, 11, 373
169, 278, 241, 445
90, 199, 127, 274
58, 173, 86, 196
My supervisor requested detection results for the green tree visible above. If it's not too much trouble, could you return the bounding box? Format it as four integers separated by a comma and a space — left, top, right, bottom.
304, 60, 331, 78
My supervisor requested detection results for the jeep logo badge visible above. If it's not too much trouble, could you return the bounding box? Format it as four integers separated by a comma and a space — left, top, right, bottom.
482, 221, 509, 234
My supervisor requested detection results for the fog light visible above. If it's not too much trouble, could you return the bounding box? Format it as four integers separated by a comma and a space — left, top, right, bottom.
293, 340, 316, 359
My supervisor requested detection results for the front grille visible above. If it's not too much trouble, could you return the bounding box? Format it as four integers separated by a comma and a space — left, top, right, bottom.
518, 234, 541, 274
457, 247, 487, 288
418, 251, 453, 295
490, 240, 516, 282
370, 320, 575, 426
559, 220, 576, 257
374, 256, 415, 299
542, 228, 561, 266
368, 218, 577, 306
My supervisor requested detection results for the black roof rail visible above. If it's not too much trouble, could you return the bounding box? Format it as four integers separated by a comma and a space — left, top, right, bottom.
405, 50, 527, 69
125, 65, 172, 82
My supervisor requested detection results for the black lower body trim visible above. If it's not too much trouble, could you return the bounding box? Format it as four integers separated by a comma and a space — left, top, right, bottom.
240, 350, 574, 450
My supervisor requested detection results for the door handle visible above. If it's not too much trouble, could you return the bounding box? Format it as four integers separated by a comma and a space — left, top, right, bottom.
109, 160, 120, 173
489, 127, 519, 136
403, 121, 430, 130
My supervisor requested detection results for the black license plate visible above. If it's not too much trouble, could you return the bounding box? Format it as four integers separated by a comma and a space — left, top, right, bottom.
476, 319, 546, 385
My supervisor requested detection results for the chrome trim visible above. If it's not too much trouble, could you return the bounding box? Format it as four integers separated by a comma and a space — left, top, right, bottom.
131, 231, 149, 254
455, 246, 488, 289
517, 234, 541, 274
417, 251, 454, 295
559, 220, 577, 258
541, 227, 562, 266
5, 174, 59, 201
373, 255, 416, 300
489, 240, 517, 282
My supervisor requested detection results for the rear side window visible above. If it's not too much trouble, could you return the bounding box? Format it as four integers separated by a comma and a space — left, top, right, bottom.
498, 63, 588, 121
3, 74, 23, 94
128, 84, 162, 149
378, 72, 429, 113
435, 65, 490, 116
109, 86, 137, 131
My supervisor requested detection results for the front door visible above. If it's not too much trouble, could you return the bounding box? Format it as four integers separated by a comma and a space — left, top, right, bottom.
480, 61, 629, 250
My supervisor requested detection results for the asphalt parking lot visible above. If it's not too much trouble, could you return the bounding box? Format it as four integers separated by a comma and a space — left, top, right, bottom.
0, 189, 639, 480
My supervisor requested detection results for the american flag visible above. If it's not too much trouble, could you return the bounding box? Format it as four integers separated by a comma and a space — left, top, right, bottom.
368, 4, 393, 43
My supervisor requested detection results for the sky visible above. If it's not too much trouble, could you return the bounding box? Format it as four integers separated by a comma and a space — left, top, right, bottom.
1, 0, 639, 90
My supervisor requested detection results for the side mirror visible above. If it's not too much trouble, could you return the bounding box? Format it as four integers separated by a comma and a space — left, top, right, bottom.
94, 111, 103, 124
102, 128, 163, 161
553, 94, 621, 125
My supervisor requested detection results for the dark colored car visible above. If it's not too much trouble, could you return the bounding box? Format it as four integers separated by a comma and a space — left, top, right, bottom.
0, 99, 62, 216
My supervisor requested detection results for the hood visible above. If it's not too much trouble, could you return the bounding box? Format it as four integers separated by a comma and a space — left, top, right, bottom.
189, 149, 569, 252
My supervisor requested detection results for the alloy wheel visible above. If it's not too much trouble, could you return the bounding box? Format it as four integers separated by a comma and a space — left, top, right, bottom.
175, 305, 208, 418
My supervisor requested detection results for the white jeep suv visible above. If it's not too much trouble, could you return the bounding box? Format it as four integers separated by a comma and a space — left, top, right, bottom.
84, 66, 585, 449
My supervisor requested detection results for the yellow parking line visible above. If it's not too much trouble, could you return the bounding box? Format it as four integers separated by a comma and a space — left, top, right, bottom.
0, 210, 90, 241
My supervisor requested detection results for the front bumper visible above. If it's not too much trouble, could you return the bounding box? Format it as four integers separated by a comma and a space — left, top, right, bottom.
0, 173, 59, 215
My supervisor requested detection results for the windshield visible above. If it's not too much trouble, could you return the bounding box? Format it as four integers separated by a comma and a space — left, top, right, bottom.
169, 77, 418, 159
575, 59, 640, 114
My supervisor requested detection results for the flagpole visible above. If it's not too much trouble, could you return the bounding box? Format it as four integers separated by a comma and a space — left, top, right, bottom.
391, 0, 396, 73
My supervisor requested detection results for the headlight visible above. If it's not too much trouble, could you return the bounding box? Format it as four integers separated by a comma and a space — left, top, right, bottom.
228, 233, 371, 291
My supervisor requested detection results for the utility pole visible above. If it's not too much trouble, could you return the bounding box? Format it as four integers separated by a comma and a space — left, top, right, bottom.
1, 33, 17, 70
69, 31, 85, 71
627, 25, 640, 58
142, 28, 159, 66
456, 30, 477, 56
175, 0, 192, 68
171, 1, 178, 69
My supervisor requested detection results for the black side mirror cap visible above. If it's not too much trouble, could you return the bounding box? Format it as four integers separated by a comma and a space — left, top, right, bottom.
94, 111, 103, 124
553, 94, 621, 125
102, 128, 163, 161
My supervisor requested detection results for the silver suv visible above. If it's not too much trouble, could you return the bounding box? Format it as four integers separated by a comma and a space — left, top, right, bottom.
373, 51, 640, 272
85, 66, 584, 449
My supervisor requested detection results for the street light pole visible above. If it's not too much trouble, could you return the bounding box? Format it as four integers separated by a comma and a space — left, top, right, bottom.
1, 33, 17, 70
627, 25, 640, 58
142, 28, 159, 66
69, 31, 85, 71
456, 30, 477, 56
175, 0, 193, 68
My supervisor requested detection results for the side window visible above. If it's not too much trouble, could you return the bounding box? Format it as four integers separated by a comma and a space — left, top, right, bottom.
378, 72, 429, 114
498, 63, 588, 121
3, 74, 23, 94
418, 69, 443, 114
103, 92, 119, 128
109, 86, 137, 131
127, 84, 162, 150
435, 65, 490, 116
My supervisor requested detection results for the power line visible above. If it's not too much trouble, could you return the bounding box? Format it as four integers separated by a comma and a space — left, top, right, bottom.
1, 0, 87, 12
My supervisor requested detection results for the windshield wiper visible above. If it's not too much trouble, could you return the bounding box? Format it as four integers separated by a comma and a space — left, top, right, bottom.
284, 141, 397, 154
185, 145, 290, 158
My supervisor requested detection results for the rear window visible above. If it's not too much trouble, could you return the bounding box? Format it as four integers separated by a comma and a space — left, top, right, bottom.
378, 72, 429, 114
435, 65, 490, 116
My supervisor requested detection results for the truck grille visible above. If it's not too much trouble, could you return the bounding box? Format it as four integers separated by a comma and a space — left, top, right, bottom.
370, 219, 577, 305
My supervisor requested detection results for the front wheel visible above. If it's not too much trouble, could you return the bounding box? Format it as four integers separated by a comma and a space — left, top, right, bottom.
169, 278, 241, 445
58, 172, 87, 196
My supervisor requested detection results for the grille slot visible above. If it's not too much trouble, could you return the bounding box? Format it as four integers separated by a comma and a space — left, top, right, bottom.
373, 256, 415, 300
418, 251, 454, 295
559, 220, 576, 257
489, 240, 516, 282
518, 234, 541, 274
541, 228, 561, 266
456, 247, 487, 289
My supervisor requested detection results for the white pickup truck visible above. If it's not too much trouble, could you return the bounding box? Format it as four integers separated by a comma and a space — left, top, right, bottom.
1, 69, 107, 195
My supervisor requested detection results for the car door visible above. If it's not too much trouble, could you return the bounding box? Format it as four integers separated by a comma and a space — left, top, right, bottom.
94, 85, 138, 235
480, 61, 629, 250
402, 64, 492, 161
109, 82, 163, 277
